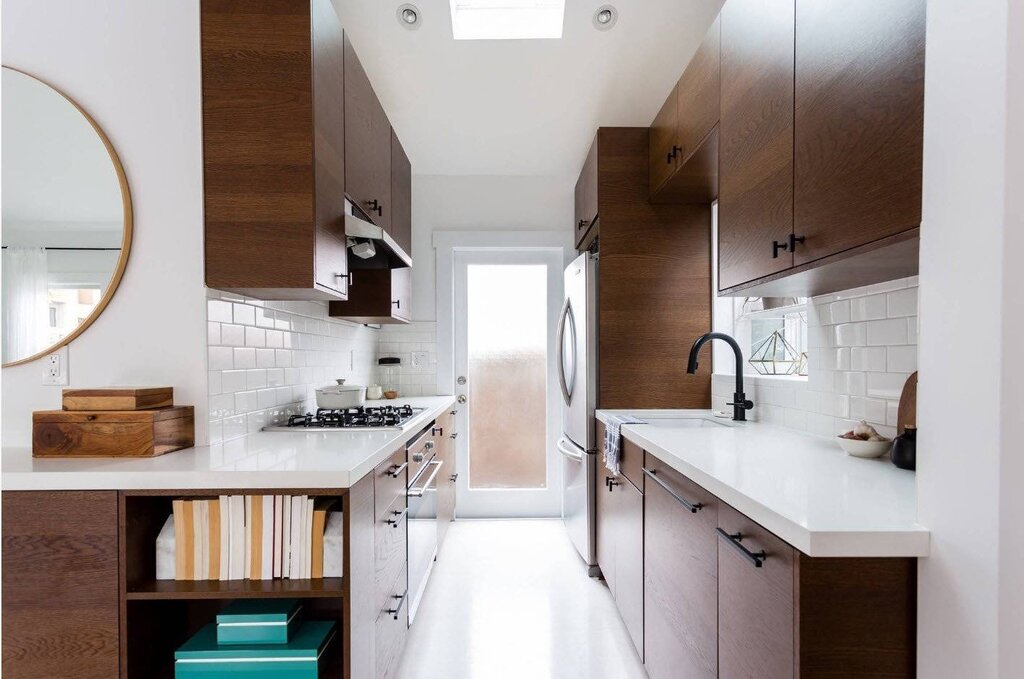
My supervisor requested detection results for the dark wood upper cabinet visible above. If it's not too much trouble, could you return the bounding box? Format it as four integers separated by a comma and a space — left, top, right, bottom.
649, 18, 721, 204
644, 456, 718, 679
202, 0, 350, 300
575, 137, 600, 249
344, 35, 392, 231
3, 491, 120, 679
718, 0, 796, 290
390, 130, 413, 257
793, 0, 925, 265
649, 81, 680, 194
328, 265, 411, 324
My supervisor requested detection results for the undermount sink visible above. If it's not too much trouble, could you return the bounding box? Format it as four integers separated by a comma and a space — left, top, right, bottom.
634, 417, 729, 428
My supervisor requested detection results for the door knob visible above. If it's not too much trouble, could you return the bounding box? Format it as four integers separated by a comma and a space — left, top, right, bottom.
457, 395, 467, 404
457, 376, 467, 385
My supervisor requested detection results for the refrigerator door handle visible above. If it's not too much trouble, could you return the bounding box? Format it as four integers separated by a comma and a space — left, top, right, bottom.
556, 298, 576, 405
557, 436, 585, 463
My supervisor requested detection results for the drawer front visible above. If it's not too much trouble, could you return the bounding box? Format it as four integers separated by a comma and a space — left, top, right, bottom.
619, 437, 644, 491
643, 454, 719, 679
717, 503, 795, 679
407, 426, 437, 485
375, 566, 409, 679
375, 493, 408, 613
374, 447, 407, 523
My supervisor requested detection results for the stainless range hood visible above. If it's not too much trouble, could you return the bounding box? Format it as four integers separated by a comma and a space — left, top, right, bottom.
344, 200, 412, 268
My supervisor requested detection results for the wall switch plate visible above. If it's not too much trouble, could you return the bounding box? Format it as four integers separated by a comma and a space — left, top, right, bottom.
42, 346, 69, 386
411, 351, 428, 368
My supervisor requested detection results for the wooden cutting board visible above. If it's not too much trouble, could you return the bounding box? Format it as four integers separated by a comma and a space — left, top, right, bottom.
62, 387, 173, 411
897, 372, 917, 434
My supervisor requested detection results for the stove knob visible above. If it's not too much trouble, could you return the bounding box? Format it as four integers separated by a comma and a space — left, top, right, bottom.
412, 452, 424, 463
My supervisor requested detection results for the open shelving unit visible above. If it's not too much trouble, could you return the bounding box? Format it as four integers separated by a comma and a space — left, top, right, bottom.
119, 489, 348, 678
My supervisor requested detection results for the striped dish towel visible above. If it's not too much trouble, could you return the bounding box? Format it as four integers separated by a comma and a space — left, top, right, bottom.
603, 414, 646, 475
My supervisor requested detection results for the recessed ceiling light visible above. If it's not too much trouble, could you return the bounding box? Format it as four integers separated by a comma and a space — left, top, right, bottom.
593, 5, 617, 31
450, 0, 566, 41
397, 3, 421, 29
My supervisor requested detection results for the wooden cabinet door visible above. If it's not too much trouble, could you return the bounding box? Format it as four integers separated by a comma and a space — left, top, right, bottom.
2, 491, 120, 678
718, 503, 795, 679
390, 130, 413, 257
391, 267, 412, 323
436, 409, 457, 549
575, 137, 600, 248
643, 456, 718, 679
718, 0, 795, 290
793, 0, 925, 265
677, 15, 720, 163
649, 83, 680, 194
344, 35, 391, 230
311, 0, 348, 297
614, 478, 644, 660
595, 463, 616, 590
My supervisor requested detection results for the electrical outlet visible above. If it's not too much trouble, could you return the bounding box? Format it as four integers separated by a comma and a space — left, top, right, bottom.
42, 346, 69, 386
411, 351, 428, 368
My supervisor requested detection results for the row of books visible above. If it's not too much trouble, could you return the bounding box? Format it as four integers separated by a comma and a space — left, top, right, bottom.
168, 495, 339, 581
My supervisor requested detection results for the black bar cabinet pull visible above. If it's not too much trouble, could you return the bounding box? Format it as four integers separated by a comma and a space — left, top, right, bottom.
432, 426, 443, 437
789, 234, 806, 250
643, 467, 703, 513
386, 590, 408, 620
386, 507, 408, 527
772, 240, 789, 259
716, 528, 767, 568
386, 461, 408, 478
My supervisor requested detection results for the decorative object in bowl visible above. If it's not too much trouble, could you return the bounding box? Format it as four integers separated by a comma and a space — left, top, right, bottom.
836, 420, 892, 458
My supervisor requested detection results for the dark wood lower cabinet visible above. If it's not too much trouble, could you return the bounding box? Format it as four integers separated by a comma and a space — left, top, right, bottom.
643, 456, 718, 679
2, 491, 120, 678
718, 503, 796, 679
594, 453, 644, 660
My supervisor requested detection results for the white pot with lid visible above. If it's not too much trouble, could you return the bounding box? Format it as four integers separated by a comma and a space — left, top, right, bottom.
315, 379, 367, 409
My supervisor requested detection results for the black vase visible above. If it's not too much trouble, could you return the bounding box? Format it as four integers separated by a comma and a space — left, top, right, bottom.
890, 426, 917, 471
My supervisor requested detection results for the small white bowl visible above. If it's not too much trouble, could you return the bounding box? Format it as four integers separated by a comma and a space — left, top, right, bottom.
836, 436, 892, 459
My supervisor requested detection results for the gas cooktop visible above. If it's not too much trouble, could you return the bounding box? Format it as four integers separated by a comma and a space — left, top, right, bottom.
262, 405, 425, 432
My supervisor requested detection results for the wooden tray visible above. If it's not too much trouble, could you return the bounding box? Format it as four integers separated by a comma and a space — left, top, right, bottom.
33, 406, 194, 458
62, 387, 173, 411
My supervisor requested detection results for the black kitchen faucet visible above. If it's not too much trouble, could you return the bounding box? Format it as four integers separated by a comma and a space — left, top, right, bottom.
686, 332, 754, 422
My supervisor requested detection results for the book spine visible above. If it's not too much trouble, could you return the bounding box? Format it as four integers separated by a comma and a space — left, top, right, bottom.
244, 496, 252, 580
219, 495, 230, 581
173, 500, 186, 581
282, 496, 292, 579
209, 498, 221, 580
262, 494, 273, 580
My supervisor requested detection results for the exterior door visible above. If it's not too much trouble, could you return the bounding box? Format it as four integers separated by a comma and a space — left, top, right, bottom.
453, 249, 563, 517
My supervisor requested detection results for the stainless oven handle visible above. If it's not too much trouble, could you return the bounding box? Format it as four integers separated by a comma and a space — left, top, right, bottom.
407, 459, 444, 497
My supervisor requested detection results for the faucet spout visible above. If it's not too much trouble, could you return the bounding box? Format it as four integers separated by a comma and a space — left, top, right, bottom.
686, 332, 754, 422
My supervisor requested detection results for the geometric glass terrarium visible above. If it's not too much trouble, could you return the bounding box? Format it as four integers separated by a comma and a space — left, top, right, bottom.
748, 329, 804, 375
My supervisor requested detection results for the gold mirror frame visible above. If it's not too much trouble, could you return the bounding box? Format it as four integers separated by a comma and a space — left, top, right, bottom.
2, 66, 133, 368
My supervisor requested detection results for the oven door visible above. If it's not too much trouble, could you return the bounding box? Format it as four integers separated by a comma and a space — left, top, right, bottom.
407, 454, 443, 623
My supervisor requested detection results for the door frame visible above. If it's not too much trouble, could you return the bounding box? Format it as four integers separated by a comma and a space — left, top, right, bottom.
434, 230, 573, 518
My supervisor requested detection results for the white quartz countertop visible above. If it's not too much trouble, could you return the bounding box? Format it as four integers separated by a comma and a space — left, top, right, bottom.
2, 396, 457, 492
597, 409, 929, 558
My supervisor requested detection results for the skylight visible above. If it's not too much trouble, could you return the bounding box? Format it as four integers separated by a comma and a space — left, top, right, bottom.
450, 0, 566, 41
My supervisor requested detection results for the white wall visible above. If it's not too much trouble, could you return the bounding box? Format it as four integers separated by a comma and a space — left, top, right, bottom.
1, 0, 208, 446
410, 174, 572, 320
999, 0, 1023, 673
918, 1, 1013, 675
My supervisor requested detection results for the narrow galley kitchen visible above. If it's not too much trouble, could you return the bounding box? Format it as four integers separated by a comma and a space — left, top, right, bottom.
1, 1, 1021, 679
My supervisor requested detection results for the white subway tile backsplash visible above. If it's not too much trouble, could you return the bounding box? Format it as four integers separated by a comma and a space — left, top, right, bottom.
850, 294, 887, 322
866, 318, 909, 346
850, 346, 887, 372
834, 323, 867, 346
887, 345, 918, 373
866, 372, 908, 400
221, 324, 245, 347
209, 346, 233, 371
716, 278, 917, 439
886, 287, 918, 318
207, 290, 378, 442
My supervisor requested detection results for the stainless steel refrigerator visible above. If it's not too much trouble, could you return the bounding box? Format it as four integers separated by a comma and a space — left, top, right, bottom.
557, 251, 599, 575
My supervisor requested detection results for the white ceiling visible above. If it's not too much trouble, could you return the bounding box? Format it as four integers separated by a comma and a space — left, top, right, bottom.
332, 0, 724, 179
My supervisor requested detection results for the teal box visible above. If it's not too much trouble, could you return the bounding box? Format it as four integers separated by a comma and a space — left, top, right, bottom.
175, 621, 336, 678
215, 599, 303, 645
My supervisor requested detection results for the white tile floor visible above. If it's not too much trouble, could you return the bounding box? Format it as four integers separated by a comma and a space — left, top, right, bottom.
393, 519, 648, 679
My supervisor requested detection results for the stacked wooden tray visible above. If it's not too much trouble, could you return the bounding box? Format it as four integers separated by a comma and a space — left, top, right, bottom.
33, 387, 194, 458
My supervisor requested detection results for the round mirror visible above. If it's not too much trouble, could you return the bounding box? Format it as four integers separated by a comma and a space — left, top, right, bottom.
1, 67, 132, 367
